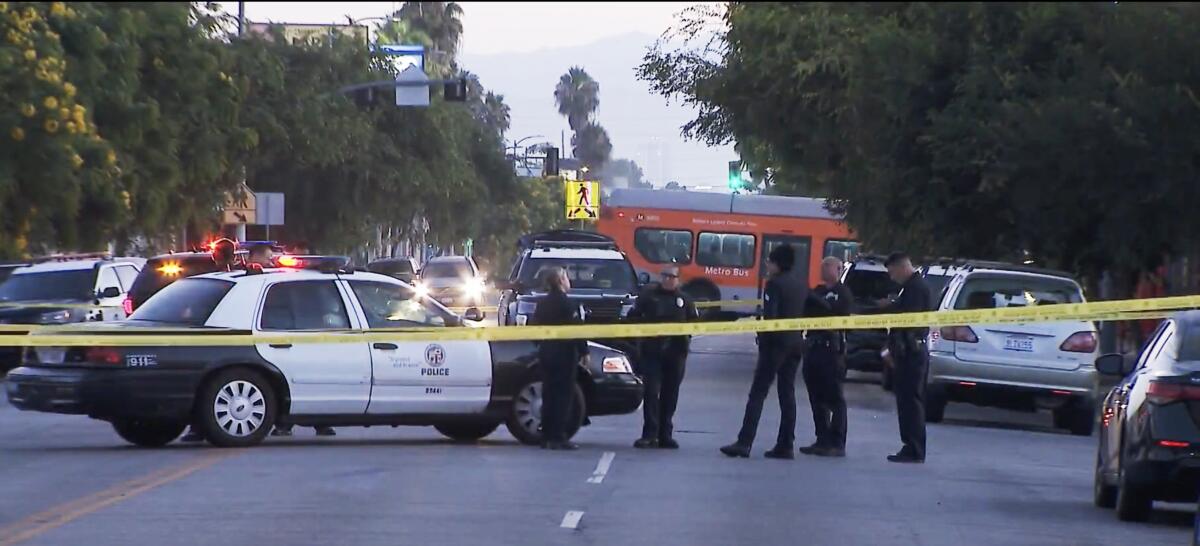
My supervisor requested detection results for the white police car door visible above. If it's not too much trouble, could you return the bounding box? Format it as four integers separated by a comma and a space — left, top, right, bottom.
255, 280, 372, 414
343, 279, 492, 415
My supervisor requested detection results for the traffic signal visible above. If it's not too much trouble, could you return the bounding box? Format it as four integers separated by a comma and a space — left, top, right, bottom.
727, 160, 744, 190
544, 147, 560, 177
443, 77, 468, 102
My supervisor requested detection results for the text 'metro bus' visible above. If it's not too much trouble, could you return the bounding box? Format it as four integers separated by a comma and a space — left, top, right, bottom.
599, 188, 858, 316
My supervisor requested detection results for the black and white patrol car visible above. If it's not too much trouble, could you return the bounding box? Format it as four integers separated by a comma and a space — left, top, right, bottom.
4, 266, 643, 448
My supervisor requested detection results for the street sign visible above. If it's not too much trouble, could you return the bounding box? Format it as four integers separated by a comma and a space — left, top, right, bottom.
256, 192, 285, 226
396, 64, 430, 107
222, 183, 257, 225
565, 181, 600, 221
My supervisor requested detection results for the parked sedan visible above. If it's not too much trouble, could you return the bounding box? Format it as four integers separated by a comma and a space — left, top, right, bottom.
1093, 311, 1200, 521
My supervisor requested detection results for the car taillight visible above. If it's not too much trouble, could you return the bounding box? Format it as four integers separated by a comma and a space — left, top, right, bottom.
122, 297, 134, 315
1146, 381, 1200, 404
1059, 331, 1097, 353
939, 326, 978, 343
84, 347, 122, 365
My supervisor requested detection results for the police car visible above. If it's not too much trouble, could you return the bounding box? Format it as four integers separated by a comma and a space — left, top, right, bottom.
0, 253, 145, 372
4, 264, 643, 448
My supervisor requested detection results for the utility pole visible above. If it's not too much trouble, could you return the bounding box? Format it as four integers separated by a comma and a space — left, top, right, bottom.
237, 1, 245, 36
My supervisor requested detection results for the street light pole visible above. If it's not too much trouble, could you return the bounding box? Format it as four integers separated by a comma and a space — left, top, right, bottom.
237, 1, 245, 36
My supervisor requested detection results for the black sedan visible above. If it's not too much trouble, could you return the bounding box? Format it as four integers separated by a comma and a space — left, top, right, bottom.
1094, 311, 1200, 521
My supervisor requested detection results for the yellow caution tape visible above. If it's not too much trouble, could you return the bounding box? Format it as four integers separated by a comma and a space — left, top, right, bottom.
0, 295, 1194, 347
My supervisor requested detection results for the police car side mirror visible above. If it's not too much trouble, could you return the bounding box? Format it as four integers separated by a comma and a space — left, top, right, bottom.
463, 307, 485, 322
1095, 353, 1126, 376
98, 286, 121, 299
638, 272, 651, 286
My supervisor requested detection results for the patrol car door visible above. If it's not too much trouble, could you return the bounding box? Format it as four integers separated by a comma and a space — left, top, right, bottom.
255, 280, 373, 415
92, 265, 127, 321
344, 279, 492, 415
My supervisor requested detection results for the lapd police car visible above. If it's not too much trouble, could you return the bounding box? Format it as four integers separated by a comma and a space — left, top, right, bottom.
5, 265, 643, 448
0, 253, 144, 372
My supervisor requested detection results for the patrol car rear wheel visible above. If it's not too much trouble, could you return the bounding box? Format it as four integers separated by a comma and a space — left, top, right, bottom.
111, 419, 186, 448
505, 380, 585, 446
435, 422, 501, 442
195, 369, 277, 448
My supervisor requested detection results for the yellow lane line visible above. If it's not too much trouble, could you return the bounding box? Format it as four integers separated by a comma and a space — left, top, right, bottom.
0, 450, 236, 546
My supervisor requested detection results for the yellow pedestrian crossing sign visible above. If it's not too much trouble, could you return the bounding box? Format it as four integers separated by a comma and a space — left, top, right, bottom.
566, 181, 600, 221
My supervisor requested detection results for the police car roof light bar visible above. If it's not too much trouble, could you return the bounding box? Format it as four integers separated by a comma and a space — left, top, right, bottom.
31, 252, 113, 264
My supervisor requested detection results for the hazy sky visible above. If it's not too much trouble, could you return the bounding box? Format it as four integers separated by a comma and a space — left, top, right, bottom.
220, 2, 690, 56
216, 2, 730, 189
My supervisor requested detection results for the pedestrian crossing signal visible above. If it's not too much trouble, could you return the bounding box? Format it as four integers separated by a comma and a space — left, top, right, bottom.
565, 181, 600, 221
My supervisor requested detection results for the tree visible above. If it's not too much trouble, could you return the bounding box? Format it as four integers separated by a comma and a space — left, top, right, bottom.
482, 91, 510, 137
0, 2, 119, 257
599, 158, 646, 189
571, 122, 611, 170
641, 2, 1200, 281
395, 2, 463, 71
554, 66, 599, 131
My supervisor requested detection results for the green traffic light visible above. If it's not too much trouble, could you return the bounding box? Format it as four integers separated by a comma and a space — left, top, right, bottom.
727, 160, 742, 189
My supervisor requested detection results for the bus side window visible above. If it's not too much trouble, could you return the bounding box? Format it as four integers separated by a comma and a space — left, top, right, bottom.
823, 239, 860, 261
698, 232, 755, 268
634, 228, 693, 264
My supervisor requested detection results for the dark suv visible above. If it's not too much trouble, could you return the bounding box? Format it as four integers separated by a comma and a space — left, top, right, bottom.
841, 255, 899, 380
497, 230, 642, 352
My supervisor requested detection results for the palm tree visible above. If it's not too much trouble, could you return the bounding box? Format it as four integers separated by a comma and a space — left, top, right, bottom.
375, 18, 432, 49
554, 66, 600, 131
483, 92, 511, 137
396, 2, 464, 62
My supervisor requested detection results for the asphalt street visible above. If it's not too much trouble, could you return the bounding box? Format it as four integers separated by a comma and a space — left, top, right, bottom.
0, 334, 1193, 545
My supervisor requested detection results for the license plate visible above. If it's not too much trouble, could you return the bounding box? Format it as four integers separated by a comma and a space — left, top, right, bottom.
36, 348, 65, 364
1003, 336, 1034, 352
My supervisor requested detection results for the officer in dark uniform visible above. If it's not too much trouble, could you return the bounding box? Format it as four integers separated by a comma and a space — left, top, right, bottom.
627, 265, 698, 449
530, 267, 589, 450
721, 244, 810, 459
877, 252, 932, 463
181, 239, 238, 444
800, 256, 853, 457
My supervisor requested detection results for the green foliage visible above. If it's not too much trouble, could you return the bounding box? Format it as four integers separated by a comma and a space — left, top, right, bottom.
640, 2, 1200, 276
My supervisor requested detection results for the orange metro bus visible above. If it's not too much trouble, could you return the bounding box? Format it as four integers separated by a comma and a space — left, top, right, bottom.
599, 188, 859, 317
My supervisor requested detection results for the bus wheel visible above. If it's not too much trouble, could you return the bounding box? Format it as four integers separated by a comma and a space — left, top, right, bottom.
682, 281, 722, 320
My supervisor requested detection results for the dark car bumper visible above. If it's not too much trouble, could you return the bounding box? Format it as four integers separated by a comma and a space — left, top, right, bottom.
588, 372, 643, 416
1123, 448, 1200, 502
5, 366, 196, 420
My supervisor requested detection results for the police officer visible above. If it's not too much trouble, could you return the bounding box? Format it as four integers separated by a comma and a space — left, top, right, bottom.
531, 267, 589, 450
877, 252, 932, 463
800, 257, 853, 457
627, 265, 698, 449
721, 244, 809, 459
181, 239, 238, 444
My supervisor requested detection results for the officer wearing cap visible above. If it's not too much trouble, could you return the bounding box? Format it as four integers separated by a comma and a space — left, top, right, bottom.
800, 256, 853, 457
722, 244, 810, 459
877, 252, 932, 463
626, 265, 698, 449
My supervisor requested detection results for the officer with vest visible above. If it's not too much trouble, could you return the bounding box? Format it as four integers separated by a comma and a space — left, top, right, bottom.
800, 256, 853, 457
627, 265, 699, 449
877, 252, 932, 463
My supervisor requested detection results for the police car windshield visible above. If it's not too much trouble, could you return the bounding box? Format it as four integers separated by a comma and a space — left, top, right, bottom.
519, 258, 636, 292
129, 278, 233, 326
0, 270, 94, 302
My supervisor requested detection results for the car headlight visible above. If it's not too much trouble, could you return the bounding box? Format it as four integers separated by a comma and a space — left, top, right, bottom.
413, 281, 429, 300
37, 309, 75, 324
462, 278, 485, 299
516, 300, 537, 315
602, 356, 633, 374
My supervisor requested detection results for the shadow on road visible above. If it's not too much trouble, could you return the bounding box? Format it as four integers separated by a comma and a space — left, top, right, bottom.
937, 417, 1064, 436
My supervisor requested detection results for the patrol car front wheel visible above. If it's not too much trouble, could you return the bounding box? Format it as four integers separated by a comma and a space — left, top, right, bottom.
111, 419, 186, 448
195, 369, 277, 448
505, 380, 585, 446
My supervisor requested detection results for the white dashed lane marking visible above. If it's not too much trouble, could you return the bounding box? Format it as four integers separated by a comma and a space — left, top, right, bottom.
561, 511, 584, 529
587, 451, 615, 484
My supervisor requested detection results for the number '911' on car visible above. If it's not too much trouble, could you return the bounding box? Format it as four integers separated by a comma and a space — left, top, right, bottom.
4, 268, 642, 448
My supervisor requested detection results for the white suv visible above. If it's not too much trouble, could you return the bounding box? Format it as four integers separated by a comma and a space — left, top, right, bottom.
925, 261, 1099, 435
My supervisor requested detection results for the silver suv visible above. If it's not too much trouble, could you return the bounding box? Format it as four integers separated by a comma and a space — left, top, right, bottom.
925, 261, 1099, 436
